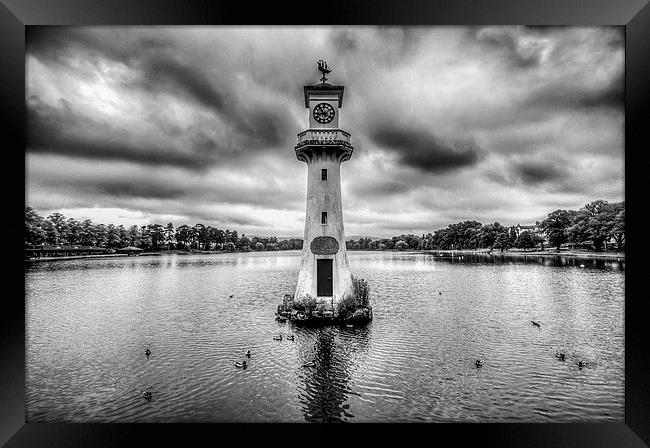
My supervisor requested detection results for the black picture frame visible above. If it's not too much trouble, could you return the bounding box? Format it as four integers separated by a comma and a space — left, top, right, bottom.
4, 0, 649, 446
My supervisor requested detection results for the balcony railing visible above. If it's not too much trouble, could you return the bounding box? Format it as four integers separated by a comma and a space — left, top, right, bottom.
296, 129, 351, 146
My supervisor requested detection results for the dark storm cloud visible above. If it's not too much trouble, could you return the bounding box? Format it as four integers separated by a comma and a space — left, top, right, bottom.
142, 56, 228, 112
29, 155, 304, 211
137, 55, 293, 145
91, 178, 188, 199
27, 27, 295, 154
348, 177, 414, 199
370, 126, 480, 172
513, 160, 568, 185
27, 99, 223, 169
525, 72, 624, 112
27, 26, 174, 66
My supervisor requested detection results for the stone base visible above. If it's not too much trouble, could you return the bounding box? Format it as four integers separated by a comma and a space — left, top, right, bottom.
276, 296, 372, 325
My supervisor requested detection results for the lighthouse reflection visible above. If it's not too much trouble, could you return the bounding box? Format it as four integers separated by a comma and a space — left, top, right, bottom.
294, 324, 371, 422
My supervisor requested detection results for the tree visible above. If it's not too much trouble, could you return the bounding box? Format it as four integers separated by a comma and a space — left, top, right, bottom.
478, 222, 506, 249
165, 223, 175, 249
129, 225, 142, 248
140, 225, 152, 250
25, 207, 47, 247
238, 234, 251, 251
106, 224, 122, 248
48, 212, 70, 244
539, 209, 574, 252
94, 223, 108, 247
118, 225, 131, 247
514, 230, 536, 251
41, 218, 59, 245
175, 225, 190, 249
255, 242, 265, 251
67, 218, 82, 245
493, 233, 513, 252
80, 219, 96, 246
194, 224, 208, 250
149, 224, 165, 249
610, 202, 625, 250
568, 200, 617, 251
394, 240, 408, 250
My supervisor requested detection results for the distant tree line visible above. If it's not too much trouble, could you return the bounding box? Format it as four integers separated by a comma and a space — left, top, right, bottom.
25, 199, 623, 254
345, 199, 624, 253
24, 208, 303, 252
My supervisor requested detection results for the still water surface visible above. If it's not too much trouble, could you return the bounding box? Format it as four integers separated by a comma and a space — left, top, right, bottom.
25, 251, 625, 422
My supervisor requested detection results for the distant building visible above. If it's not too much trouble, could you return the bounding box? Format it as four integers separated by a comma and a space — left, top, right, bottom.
515, 224, 541, 236
116, 246, 144, 256
25, 245, 107, 259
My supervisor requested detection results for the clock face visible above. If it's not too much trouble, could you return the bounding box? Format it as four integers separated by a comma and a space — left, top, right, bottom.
312, 102, 335, 124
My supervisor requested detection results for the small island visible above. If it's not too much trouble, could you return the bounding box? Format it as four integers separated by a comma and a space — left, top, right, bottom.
277, 276, 372, 324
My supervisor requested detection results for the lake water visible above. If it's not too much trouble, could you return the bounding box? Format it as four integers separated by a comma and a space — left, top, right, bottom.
25, 250, 625, 422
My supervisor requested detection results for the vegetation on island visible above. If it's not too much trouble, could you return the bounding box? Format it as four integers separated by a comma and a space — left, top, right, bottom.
336, 276, 371, 320
279, 275, 371, 322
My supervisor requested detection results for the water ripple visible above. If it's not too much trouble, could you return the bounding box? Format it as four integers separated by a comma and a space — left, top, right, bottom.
25, 251, 624, 422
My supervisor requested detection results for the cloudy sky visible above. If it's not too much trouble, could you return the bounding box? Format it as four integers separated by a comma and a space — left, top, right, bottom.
26, 26, 624, 237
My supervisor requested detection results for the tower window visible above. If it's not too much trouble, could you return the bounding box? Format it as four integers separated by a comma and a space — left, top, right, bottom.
321, 212, 327, 224
321, 169, 327, 181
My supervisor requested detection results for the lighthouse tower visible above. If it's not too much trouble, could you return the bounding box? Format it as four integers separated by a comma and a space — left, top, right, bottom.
294, 61, 354, 309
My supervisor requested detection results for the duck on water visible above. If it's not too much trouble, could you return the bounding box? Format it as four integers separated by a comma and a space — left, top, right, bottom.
235, 360, 247, 369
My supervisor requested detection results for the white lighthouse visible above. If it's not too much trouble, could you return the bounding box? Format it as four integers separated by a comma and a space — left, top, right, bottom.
293, 61, 354, 309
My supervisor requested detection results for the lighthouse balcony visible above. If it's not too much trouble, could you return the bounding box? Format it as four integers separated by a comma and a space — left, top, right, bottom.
295, 129, 353, 149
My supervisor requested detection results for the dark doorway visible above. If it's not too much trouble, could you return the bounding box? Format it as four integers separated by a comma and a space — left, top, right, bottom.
317, 259, 333, 296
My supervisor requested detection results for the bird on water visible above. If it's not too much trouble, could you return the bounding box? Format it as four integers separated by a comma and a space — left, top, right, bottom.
531, 321, 541, 327
145, 348, 151, 358
555, 350, 566, 361
578, 360, 587, 369
142, 391, 152, 401
235, 360, 247, 369
245, 349, 251, 357
273, 334, 283, 341
475, 359, 485, 368
286, 335, 295, 341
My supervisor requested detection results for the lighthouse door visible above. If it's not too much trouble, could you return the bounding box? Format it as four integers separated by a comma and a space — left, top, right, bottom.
316, 259, 333, 297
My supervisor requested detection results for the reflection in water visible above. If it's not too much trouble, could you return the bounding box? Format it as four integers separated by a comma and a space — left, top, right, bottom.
295, 325, 371, 422
427, 252, 624, 271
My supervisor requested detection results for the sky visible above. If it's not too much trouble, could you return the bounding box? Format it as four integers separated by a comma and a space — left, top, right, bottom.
25, 26, 624, 238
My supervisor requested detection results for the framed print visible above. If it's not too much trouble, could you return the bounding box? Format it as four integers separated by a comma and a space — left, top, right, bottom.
4, 0, 649, 446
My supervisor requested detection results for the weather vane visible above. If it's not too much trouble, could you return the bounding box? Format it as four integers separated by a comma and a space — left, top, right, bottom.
317, 60, 331, 84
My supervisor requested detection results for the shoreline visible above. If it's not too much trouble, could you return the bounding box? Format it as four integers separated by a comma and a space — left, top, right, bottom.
420, 249, 624, 260
25, 248, 625, 263
24, 249, 231, 262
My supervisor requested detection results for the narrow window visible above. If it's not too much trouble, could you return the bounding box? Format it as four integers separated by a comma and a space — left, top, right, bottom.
321, 212, 327, 224
321, 169, 328, 180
